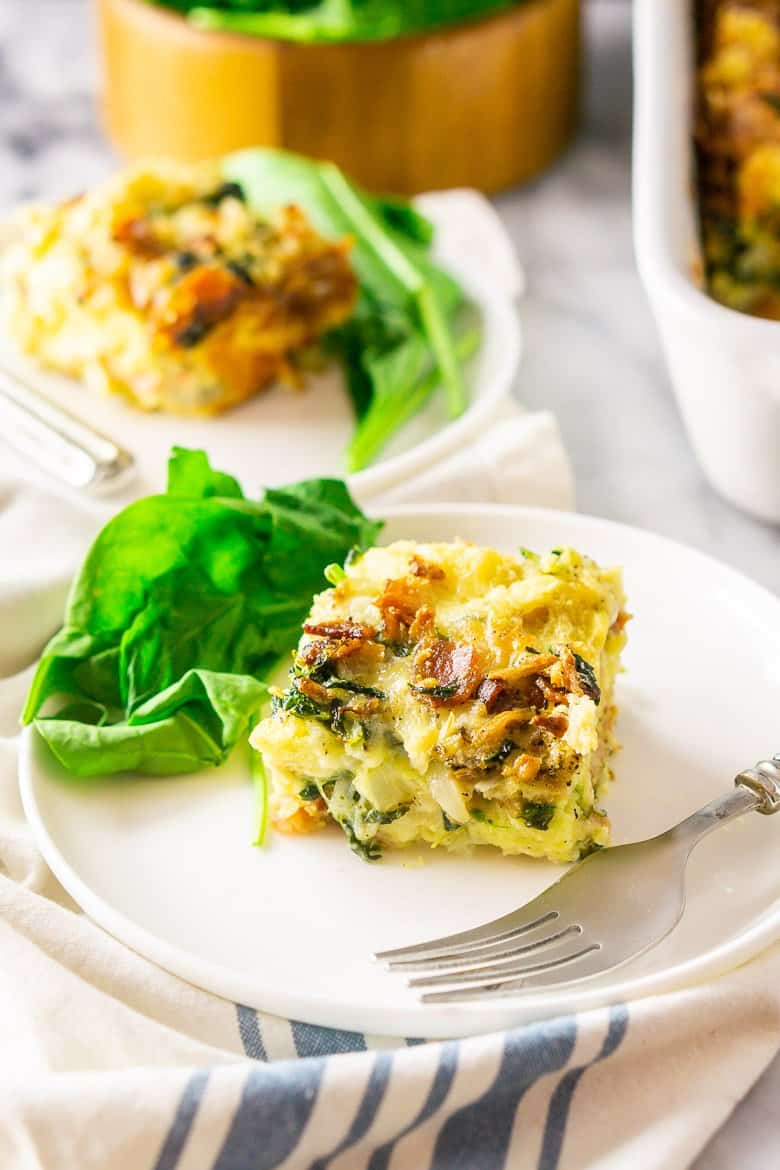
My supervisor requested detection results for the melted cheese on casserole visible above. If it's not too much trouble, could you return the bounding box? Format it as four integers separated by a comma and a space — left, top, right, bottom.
251, 540, 628, 863
1, 161, 356, 413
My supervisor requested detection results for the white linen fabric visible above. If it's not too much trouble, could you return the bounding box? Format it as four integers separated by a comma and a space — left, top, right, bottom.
1, 438, 778, 1170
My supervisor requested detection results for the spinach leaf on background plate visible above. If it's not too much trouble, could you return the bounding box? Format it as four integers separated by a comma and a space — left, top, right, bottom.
223, 148, 478, 470
22, 448, 382, 778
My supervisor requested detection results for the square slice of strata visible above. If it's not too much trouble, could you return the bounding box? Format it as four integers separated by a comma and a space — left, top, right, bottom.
251, 540, 628, 862
1, 162, 356, 414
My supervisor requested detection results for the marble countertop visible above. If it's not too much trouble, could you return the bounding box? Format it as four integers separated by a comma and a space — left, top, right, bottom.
0, 1, 778, 1165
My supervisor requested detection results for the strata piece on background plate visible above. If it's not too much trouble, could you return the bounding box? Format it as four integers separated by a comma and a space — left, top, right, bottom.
1, 161, 356, 415
252, 540, 628, 862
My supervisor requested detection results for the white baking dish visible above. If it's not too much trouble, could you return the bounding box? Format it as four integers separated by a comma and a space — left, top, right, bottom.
633, 0, 780, 525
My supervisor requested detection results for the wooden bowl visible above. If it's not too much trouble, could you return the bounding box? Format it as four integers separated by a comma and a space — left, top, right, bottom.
95, 0, 581, 194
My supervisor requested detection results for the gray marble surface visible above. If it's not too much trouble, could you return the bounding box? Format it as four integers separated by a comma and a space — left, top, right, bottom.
0, 1, 778, 1166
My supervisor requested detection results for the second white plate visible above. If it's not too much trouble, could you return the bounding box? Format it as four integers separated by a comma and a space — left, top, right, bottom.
19, 504, 780, 1038
0, 190, 522, 502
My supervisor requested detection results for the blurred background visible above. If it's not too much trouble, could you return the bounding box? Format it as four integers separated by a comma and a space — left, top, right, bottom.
0, 0, 776, 598
0, 2, 779, 1161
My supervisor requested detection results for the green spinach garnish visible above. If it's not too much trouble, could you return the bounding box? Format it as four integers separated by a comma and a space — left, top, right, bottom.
22, 448, 382, 777
223, 148, 478, 469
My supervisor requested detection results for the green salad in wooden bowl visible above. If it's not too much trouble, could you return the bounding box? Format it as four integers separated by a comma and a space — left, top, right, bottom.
150, 0, 518, 43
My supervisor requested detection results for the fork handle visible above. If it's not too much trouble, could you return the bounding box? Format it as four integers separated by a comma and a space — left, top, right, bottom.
669, 756, 780, 850
0, 366, 134, 492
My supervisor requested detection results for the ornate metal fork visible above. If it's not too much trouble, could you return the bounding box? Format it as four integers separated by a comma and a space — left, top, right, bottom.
377, 756, 780, 1004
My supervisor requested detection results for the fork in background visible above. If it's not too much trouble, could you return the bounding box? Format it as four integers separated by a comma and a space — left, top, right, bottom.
376, 756, 780, 1004
0, 365, 134, 493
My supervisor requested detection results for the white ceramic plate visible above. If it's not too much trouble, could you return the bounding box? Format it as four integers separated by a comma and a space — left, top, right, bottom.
0, 191, 522, 502
19, 504, 780, 1038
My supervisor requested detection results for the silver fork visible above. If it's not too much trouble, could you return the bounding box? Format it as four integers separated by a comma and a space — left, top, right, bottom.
0, 366, 134, 492
376, 756, 780, 1004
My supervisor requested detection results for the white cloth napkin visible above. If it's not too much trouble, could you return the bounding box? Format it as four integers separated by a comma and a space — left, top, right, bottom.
374, 407, 574, 510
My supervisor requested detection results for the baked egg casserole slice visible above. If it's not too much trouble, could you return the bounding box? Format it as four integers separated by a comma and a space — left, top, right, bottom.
1, 161, 356, 414
250, 541, 628, 863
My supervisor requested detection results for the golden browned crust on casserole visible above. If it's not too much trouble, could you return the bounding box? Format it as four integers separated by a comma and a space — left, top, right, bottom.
1, 163, 357, 413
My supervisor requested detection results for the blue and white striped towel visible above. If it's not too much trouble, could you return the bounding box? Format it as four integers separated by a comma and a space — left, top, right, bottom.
1, 443, 779, 1170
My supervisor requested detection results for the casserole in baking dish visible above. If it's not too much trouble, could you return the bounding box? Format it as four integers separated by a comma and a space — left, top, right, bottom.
633, 0, 780, 523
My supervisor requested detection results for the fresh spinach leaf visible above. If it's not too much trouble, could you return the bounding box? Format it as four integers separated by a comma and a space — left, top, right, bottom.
23, 448, 382, 778
223, 147, 476, 467
252, 745, 270, 845
347, 326, 480, 471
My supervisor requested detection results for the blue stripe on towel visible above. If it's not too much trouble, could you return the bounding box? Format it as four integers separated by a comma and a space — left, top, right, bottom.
537, 1004, 629, 1170
152, 1069, 210, 1170
430, 1016, 578, 1170
367, 1039, 459, 1170
309, 1049, 394, 1170
211, 1059, 326, 1170
292, 1020, 367, 1058
236, 1005, 267, 1061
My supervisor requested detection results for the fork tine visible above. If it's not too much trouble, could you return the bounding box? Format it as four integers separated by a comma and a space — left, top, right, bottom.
387, 923, 581, 974
419, 944, 604, 1003
381, 910, 561, 968
374, 898, 560, 964
410, 936, 596, 990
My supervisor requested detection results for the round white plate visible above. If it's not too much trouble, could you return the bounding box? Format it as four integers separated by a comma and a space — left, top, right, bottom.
0, 191, 522, 502
19, 505, 780, 1039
